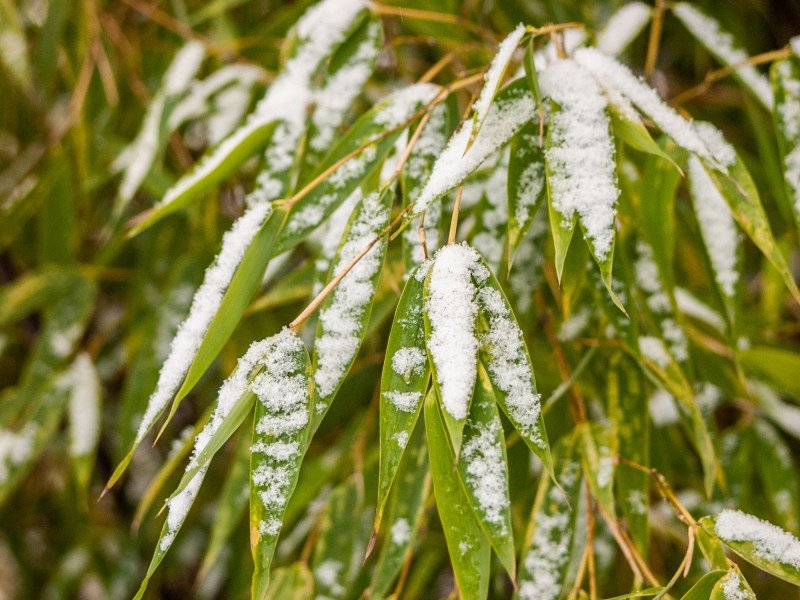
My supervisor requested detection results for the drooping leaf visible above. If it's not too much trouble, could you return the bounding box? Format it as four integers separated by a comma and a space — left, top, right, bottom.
377, 262, 431, 527
507, 122, 546, 265
709, 566, 756, 600
771, 55, 800, 238
579, 422, 616, 517
677, 570, 727, 600
424, 389, 491, 600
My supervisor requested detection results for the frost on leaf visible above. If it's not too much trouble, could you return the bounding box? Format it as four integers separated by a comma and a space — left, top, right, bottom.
135, 202, 273, 447
540, 58, 619, 262
424, 243, 488, 421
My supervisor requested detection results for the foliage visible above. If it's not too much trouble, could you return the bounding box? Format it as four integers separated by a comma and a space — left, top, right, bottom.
2, 0, 800, 599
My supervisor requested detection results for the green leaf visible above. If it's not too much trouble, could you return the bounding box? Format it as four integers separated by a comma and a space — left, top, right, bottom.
771, 56, 800, 238
370, 418, 430, 599
507, 122, 546, 265
709, 566, 756, 600
424, 389, 491, 600
608, 100, 681, 173
695, 527, 730, 571
475, 259, 553, 477
740, 345, 800, 396
377, 262, 431, 527
545, 102, 576, 281
580, 422, 616, 517
458, 363, 516, 579
677, 570, 727, 600
523, 38, 543, 107
515, 434, 583, 600
262, 563, 314, 600
0, 266, 84, 328
311, 478, 364, 600
700, 155, 800, 304
310, 188, 392, 432
752, 419, 800, 533
602, 589, 663, 600
250, 334, 313, 600
700, 510, 800, 586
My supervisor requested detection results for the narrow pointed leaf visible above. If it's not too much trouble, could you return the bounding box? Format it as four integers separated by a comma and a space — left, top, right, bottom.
607, 99, 681, 172
771, 56, 800, 237
595, 2, 652, 56
377, 262, 431, 526
507, 123, 546, 264
424, 389, 491, 600
710, 566, 756, 600
752, 419, 800, 532
263, 563, 314, 600
458, 363, 516, 579
677, 570, 727, 600
311, 188, 392, 431
579, 423, 616, 516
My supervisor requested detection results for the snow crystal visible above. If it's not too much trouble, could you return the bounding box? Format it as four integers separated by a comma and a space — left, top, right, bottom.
425, 244, 486, 420
391, 518, 412, 546
633, 240, 671, 313
573, 48, 714, 162
462, 417, 509, 530
675, 288, 725, 331
391, 347, 427, 379
0, 425, 34, 484
410, 84, 535, 218
315, 559, 345, 596
373, 83, 440, 129
639, 336, 670, 368
533, 28, 587, 72
383, 391, 422, 413
713, 509, 800, 570
513, 130, 546, 228
672, 3, 772, 110
163, 41, 206, 95
251, 440, 301, 461
775, 59, 800, 218
540, 59, 619, 260
478, 286, 544, 446
136, 202, 273, 447
596, 444, 614, 489
161, 467, 206, 551
67, 353, 101, 457
688, 155, 739, 298
471, 24, 526, 133
596, 2, 652, 56
393, 431, 409, 447
627, 489, 647, 515
314, 192, 388, 400
720, 570, 750, 600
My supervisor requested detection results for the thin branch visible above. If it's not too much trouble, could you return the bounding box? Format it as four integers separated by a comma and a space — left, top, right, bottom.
447, 185, 464, 244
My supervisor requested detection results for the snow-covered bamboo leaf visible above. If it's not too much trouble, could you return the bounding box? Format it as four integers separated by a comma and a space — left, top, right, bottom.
108, 205, 282, 490
129, 0, 369, 235
672, 3, 773, 110
523, 38, 543, 107
709, 566, 756, 600
698, 141, 800, 303
311, 478, 363, 600
377, 262, 431, 527
678, 570, 727, 600
402, 104, 449, 271
608, 354, 649, 554
469, 151, 510, 272
197, 433, 251, 583
696, 527, 730, 571
515, 434, 583, 600
700, 509, 800, 586
370, 419, 429, 598
424, 389, 491, 600
507, 123, 546, 265
406, 78, 536, 224
311, 188, 392, 431
302, 16, 382, 175
771, 55, 800, 237
278, 84, 440, 254
67, 352, 102, 492
752, 419, 800, 533
595, 2, 652, 57
423, 243, 488, 456
457, 363, 515, 579
250, 329, 312, 600
475, 257, 553, 476
540, 58, 621, 300
263, 563, 314, 600
470, 24, 526, 141
579, 422, 616, 516
607, 98, 680, 172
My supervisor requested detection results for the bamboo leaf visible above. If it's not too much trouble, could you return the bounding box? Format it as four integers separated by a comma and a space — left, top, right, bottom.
608, 99, 681, 173
263, 563, 314, 600
771, 55, 800, 238
377, 262, 431, 527
709, 566, 756, 600
751, 419, 800, 533
700, 509, 800, 586
424, 389, 491, 600
507, 123, 546, 266
310, 188, 392, 432
677, 570, 727, 600
579, 423, 616, 517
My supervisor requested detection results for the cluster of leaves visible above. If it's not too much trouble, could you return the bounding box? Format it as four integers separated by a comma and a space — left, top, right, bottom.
2, 0, 800, 599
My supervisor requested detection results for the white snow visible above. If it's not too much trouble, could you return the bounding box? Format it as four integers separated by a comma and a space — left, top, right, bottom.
639, 336, 670, 368
161, 467, 206, 550
558, 307, 591, 342
649, 389, 680, 427
410, 84, 535, 218
478, 286, 544, 446
792, 36, 800, 58
0, 425, 34, 485
596, 2, 652, 57
774, 59, 800, 218
540, 59, 619, 260
688, 155, 740, 298
315, 559, 345, 596
674, 288, 725, 331
672, 3, 773, 110
383, 391, 422, 413
425, 243, 488, 420
314, 191, 388, 403
391, 518, 412, 546
471, 151, 510, 270
312, 189, 361, 294
471, 24, 526, 136
713, 509, 800, 570
136, 202, 273, 446
573, 48, 714, 162
720, 570, 750, 600
391, 347, 427, 380
67, 353, 101, 457
461, 417, 509, 530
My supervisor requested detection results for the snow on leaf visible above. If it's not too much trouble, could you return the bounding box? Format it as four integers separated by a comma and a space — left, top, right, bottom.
772, 56, 800, 233
66, 352, 101, 462
596, 2, 652, 57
